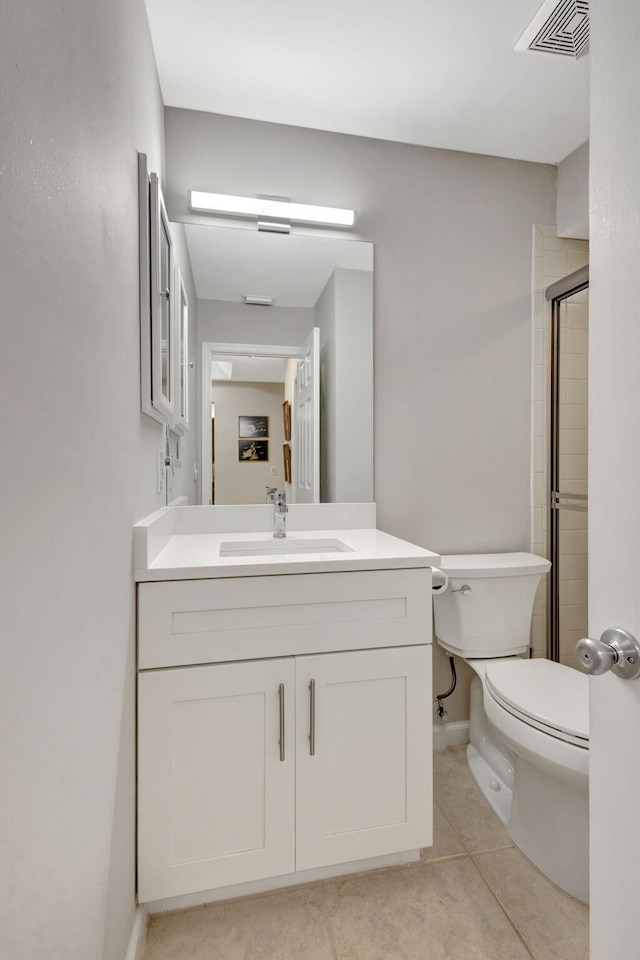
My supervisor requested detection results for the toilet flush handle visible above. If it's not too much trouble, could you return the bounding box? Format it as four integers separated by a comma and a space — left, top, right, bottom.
452, 584, 472, 596
576, 628, 640, 680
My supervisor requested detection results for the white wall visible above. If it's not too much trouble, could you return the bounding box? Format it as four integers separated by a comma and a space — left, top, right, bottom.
165, 108, 556, 721
556, 140, 589, 240
0, 2, 164, 959
213, 381, 285, 503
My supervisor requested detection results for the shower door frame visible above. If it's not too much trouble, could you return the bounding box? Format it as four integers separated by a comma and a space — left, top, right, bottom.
546, 264, 589, 663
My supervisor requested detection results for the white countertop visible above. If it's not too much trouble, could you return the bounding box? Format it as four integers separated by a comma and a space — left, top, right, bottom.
134, 505, 440, 582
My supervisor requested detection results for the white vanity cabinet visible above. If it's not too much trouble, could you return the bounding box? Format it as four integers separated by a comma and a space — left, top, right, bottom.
137, 566, 433, 904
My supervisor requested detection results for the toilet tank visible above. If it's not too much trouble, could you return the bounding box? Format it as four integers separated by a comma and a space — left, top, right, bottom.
433, 553, 551, 658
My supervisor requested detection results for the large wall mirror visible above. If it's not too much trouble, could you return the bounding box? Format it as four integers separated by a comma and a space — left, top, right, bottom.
177, 223, 374, 505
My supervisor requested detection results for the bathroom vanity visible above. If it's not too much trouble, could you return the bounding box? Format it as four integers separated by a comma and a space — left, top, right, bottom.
134, 504, 439, 904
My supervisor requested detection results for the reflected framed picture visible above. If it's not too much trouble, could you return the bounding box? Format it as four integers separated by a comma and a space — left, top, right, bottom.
239, 415, 269, 438
239, 440, 269, 462
283, 443, 292, 483
282, 401, 291, 441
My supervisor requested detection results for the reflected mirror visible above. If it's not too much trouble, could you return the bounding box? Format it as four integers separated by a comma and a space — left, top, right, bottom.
178, 224, 374, 505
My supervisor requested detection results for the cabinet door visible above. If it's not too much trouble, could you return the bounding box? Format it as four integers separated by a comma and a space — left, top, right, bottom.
138, 658, 295, 902
295, 646, 432, 871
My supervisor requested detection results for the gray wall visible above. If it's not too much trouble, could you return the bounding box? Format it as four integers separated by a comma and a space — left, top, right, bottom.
0, 2, 164, 959
557, 140, 589, 239
316, 272, 338, 500
165, 107, 557, 720
317, 269, 373, 502
198, 299, 313, 347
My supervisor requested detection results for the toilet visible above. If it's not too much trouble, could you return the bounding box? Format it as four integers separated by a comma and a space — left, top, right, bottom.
433, 552, 589, 904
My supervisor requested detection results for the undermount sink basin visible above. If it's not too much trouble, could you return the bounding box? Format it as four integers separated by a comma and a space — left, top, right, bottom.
219, 538, 353, 558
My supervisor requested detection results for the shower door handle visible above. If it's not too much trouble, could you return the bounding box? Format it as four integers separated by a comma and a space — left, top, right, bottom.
576, 628, 640, 680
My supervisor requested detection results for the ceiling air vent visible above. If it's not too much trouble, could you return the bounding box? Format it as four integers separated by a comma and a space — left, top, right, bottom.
515, 0, 589, 58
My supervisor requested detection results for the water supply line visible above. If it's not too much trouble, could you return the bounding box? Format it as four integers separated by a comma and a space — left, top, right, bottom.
435, 656, 457, 720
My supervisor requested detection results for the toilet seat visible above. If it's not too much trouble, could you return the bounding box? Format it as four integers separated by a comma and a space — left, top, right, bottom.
485, 659, 589, 748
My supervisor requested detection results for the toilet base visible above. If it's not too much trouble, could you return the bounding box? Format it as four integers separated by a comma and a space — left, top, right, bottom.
465, 673, 589, 905
466, 743, 513, 825
508, 754, 589, 904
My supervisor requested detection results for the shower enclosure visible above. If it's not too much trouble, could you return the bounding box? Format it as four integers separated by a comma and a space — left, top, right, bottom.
546, 265, 589, 664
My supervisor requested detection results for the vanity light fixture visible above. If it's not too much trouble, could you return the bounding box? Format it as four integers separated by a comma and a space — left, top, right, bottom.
189, 191, 356, 228
242, 295, 275, 306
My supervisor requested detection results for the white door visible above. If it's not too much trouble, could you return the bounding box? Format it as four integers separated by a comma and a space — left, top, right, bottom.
589, 4, 640, 956
292, 326, 320, 503
294, 646, 432, 870
137, 658, 295, 902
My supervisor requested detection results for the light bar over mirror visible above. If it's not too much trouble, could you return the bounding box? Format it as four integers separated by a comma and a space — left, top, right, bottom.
188, 191, 356, 228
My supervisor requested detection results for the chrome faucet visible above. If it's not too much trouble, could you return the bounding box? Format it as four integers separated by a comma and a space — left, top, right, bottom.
273, 491, 288, 538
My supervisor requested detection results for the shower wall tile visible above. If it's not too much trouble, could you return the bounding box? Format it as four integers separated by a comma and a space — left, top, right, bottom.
567, 238, 589, 254
559, 453, 588, 481
543, 249, 568, 277
563, 403, 588, 429
559, 529, 588, 555
565, 379, 588, 404
561, 555, 588, 580
560, 428, 588, 455
567, 302, 588, 327
567, 250, 589, 273
560, 579, 589, 606
560, 603, 588, 631
566, 354, 588, 379
567, 327, 588, 355
559, 509, 588, 531
544, 234, 568, 251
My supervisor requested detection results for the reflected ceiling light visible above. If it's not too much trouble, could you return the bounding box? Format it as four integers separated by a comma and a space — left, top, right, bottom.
242, 295, 275, 306
189, 191, 356, 228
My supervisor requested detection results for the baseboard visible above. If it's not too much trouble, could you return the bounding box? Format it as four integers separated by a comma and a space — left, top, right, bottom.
145, 849, 421, 915
125, 905, 148, 960
433, 720, 470, 751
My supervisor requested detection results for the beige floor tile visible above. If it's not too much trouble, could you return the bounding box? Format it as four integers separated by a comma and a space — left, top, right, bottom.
474, 847, 589, 960
420, 800, 466, 863
144, 886, 334, 960
433, 747, 513, 854
321, 857, 532, 960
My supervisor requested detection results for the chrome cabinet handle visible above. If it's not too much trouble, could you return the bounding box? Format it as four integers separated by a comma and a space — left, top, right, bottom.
576, 628, 640, 680
278, 683, 285, 762
309, 679, 316, 756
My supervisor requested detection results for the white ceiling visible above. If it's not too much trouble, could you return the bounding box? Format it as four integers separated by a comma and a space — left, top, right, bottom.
184, 224, 373, 306
144, 0, 589, 164
211, 355, 286, 383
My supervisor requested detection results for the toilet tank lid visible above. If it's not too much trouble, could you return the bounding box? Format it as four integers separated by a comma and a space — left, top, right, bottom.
438, 552, 551, 578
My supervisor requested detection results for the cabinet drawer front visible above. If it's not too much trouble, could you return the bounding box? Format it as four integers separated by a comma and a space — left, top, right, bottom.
139, 568, 432, 669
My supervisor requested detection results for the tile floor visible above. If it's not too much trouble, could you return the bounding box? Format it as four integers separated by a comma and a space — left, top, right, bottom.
143, 745, 589, 960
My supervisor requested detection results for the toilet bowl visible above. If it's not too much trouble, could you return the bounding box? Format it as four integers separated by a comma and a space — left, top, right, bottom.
433, 553, 589, 904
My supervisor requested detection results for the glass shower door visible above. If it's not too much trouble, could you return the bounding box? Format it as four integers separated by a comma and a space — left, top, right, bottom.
549, 282, 589, 665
